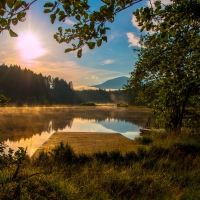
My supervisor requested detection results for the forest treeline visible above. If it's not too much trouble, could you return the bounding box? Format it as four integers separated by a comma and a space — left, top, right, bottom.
0, 64, 141, 105
0, 64, 81, 105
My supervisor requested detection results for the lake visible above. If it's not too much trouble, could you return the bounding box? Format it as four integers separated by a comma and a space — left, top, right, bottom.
0, 106, 152, 156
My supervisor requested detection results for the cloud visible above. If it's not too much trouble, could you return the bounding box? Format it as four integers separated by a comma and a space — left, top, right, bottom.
75, 85, 99, 90
65, 18, 75, 25
131, 15, 140, 30
25, 60, 121, 87
126, 32, 140, 47
91, 76, 98, 79
0, 36, 121, 88
109, 32, 119, 41
101, 59, 115, 65
131, 0, 172, 31
0, 51, 6, 55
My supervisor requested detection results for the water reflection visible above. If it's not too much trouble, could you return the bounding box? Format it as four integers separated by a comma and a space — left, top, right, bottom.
0, 107, 153, 156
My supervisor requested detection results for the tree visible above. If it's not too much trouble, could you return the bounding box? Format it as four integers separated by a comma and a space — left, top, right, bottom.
124, 0, 200, 133
0, 94, 9, 107
0, 64, 80, 105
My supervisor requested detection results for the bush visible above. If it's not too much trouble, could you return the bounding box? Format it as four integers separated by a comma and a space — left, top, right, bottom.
137, 136, 153, 145
51, 142, 77, 166
81, 102, 96, 106
124, 151, 139, 163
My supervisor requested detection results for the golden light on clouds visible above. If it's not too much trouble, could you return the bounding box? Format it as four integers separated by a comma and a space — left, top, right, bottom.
16, 32, 47, 61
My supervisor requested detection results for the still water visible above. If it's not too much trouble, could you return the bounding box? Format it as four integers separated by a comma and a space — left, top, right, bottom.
0, 106, 152, 156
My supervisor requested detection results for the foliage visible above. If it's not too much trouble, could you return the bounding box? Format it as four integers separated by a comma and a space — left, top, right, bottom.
0, 0, 36, 36
1, 132, 200, 199
0, 64, 130, 105
0, 0, 142, 57
0, 94, 9, 107
43, 0, 142, 57
136, 135, 153, 145
0, 140, 28, 179
125, 0, 200, 133
81, 102, 96, 106
2, 0, 200, 59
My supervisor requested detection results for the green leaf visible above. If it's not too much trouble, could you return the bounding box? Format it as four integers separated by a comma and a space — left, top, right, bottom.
87, 42, 95, 50
100, 5, 107, 12
105, 27, 110, 30
59, 15, 66, 22
44, 9, 52, 13
0, 8, 5, 16
55, 8, 60, 14
50, 14, 56, 24
59, 11, 65, 16
75, 14, 80, 21
0, 18, 7, 27
100, 28, 106, 35
43, 2, 54, 7
14, 1, 24, 11
77, 49, 82, 58
9, 29, 18, 37
6, 0, 14, 8
12, 18, 18, 26
65, 48, 72, 53
17, 12, 26, 22
58, 27, 62, 32
102, 36, 107, 42
97, 39, 102, 47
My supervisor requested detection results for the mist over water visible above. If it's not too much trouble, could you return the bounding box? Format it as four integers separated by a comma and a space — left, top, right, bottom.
0, 107, 153, 156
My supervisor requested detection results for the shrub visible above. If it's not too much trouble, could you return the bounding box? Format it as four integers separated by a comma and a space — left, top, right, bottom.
137, 146, 148, 159
93, 151, 109, 162
124, 151, 139, 163
81, 102, 96, 106
137, 136, 153, 145
51, 142, 77, 166
109, 150, 123, 163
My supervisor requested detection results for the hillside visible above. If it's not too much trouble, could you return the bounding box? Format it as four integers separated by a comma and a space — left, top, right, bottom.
92, 76, 129, 89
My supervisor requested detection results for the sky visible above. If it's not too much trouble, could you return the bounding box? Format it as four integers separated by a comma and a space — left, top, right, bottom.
0, 0, 171, 90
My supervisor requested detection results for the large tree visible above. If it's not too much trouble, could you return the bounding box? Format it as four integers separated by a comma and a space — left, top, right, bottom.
125, 0, 200, 133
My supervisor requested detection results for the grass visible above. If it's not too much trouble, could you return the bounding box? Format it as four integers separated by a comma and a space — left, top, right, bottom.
1, 131, 200, 199
32, 132, 139, 158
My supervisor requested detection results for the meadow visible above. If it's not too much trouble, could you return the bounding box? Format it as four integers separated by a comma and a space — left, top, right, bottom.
0, 130, 200, 199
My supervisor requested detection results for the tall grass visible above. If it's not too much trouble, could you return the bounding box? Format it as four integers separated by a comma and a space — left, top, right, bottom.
0, 132, 200, 199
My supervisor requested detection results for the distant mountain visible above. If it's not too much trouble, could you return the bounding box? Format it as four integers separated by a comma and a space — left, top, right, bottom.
92, 76, 129, 89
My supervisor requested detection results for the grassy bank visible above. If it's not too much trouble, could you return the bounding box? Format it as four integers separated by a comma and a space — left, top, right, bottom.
0, 131, 200, 199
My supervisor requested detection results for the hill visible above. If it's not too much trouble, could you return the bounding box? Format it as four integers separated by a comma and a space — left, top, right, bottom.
92, 76, 129, 89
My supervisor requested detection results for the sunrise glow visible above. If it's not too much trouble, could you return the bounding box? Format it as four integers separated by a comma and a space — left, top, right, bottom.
16, 32, 47, 61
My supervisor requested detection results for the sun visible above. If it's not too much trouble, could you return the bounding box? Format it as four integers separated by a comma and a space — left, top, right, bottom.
16, 32, 47, 61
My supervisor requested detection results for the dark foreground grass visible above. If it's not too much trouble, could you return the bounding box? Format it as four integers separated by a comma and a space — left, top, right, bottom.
1, 131, 200, 199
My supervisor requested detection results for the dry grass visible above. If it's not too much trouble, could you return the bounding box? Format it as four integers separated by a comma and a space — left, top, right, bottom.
32, 132, 139, 158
